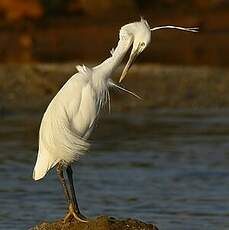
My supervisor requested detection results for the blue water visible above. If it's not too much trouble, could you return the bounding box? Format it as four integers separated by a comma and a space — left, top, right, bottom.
0, 109, 229, 230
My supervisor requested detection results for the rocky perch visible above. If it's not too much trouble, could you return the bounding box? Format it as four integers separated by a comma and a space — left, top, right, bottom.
31, 216, 159, 230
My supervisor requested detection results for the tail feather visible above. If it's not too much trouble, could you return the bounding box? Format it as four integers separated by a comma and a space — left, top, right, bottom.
33, 151, 58, 181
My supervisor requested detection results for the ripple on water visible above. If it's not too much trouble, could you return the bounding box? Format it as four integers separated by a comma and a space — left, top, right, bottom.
0, 109, 229, 230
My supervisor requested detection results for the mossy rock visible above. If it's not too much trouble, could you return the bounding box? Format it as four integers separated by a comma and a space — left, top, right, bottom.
32, 216, 159, 230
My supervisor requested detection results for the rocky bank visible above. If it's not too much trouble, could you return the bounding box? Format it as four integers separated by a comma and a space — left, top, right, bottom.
0, 63, 229, 113
31, 216, 159, 230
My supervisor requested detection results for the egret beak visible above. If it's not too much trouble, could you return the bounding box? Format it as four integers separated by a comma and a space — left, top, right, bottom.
119, 44, 141, 83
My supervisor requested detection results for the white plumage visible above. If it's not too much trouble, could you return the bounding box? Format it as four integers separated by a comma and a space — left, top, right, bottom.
33, 19, 151, 181
33, 63, 112, 179
32, 18, 198, 222
33, 71, 91, 180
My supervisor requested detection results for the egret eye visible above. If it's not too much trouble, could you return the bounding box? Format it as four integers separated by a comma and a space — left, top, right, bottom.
141, 42, 145, 47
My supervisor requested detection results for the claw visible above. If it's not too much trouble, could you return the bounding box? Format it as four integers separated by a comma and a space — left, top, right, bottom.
63, 203, 88, 223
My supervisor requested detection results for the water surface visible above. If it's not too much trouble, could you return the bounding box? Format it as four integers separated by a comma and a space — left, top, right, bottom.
0, 109, 229, 230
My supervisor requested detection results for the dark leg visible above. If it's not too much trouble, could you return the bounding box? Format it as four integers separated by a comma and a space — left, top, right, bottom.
66, 165, 88, 222
66, 166, 80, 212
56, 162, 87, 223
56, 162, 71, 205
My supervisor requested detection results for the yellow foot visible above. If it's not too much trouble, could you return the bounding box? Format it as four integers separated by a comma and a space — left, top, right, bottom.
64, 204, 88, 223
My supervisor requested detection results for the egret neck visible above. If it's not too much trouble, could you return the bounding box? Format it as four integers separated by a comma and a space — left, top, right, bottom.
93, 37, 132, 83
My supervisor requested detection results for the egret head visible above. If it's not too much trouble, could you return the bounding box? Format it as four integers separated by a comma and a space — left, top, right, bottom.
119, 18, 151, 82
118, 18, 198, 83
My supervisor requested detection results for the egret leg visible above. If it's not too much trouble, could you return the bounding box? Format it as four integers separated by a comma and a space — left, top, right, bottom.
56, 162, 71, 205
65, 165, 88, 223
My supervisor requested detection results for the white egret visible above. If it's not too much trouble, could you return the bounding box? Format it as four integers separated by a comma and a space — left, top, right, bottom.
33, 18, 198, 222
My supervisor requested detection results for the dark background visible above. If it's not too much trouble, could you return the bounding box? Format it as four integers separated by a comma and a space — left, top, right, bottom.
1, 3, 229, 230
0, 0, 228, 66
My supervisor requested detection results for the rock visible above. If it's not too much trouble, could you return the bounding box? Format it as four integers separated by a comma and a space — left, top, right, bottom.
31, 216, 159, 230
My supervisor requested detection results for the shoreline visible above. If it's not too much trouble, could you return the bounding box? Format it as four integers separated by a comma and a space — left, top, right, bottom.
0, 63, 228, 112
